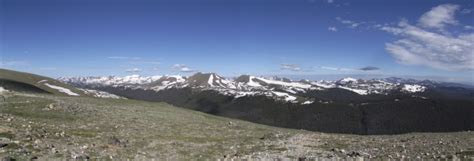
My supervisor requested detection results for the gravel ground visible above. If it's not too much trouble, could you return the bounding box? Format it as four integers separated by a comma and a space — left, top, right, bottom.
0, 93, 473, 160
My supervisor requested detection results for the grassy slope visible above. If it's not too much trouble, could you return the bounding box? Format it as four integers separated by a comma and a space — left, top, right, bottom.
0, 68, 87, 96
0, 94, 472, 160
0, 94, 298, 159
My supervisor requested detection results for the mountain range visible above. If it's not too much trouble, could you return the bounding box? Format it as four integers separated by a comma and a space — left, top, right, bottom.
2, 68, 472, 135
58, 73, 455, 103
59, 72, 474, 134
3, 68, 473, 159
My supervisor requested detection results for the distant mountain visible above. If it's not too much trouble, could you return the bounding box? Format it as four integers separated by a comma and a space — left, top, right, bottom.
60, 72, 474, 134
59, 73, 440, 103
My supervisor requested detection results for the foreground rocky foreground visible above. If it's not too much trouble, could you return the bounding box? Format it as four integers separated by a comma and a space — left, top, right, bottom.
0, 93, 473, 160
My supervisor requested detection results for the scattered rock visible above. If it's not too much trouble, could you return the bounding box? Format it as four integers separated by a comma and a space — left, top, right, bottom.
0, 143, 8, 148
347, 151, 360, 157
1, 156, 16, 161
340, 149, 346, 153
109, 136, 127, 147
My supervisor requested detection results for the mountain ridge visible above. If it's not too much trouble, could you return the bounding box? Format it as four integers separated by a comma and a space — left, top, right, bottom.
58, 72, 473, 134
59, 72, 447, 104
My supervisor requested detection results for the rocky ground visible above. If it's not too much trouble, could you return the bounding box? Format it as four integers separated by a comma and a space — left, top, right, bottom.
0, 93, 473, 160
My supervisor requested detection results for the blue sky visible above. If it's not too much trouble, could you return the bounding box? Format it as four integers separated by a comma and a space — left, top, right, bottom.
1, 0, 473, 83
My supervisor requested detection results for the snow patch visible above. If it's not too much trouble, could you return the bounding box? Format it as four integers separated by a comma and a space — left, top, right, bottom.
256, 77, 311, 89
338, 86, 368, 95
302, 100, 313, 105
208, 74, 214, 86
44, 83, 80, 96
0, 86, 8, 93
402, 84, 426, 93
272, 91, 297, 102
247, 76, 262, 87
37, 80, 48, 84
311, 81, 336, 88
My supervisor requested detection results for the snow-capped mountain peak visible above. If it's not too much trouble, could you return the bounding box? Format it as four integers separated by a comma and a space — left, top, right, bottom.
186, 72, 234, 88
59, 74, 431, 104
339, 77, 358, 83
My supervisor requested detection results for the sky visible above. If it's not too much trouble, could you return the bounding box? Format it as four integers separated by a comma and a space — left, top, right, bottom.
1, 0, 473, 83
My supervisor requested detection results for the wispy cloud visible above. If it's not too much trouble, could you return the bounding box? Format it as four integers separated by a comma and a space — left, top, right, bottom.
328, 26, 338, 32
418, 4, 459, 30
320, 66, 357, 72
107, 56, 141, 60
460, 8, 472, 14
336, 17, 364, 28
126, 68, 142, 73
0, 60, 29, 67
464, 25, 474, 30
172, 64, 195, 73
327, 0, 334, 4
359, 66, 380, 71
281, 64, 301, 71
382, 4, 473, 71
320, 66, 380, 72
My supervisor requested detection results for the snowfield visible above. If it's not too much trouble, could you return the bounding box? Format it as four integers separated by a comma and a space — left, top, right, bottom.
255, 77, 312, 89
271, 91, 297, 102
207, 74, 214, 86
402, 84, 426, 93
246, 76, 263, 87
338, 86, 369, 95
44, 83, 80, 96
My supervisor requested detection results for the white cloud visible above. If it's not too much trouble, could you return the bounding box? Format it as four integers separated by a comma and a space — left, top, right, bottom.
172, 64, 195, 72
461, 8, 472, 14
328, 26, 338, 32
281, 64, 301, 71
126, 68, 141, 73
464, 25, 474, 30
320, 66, 357, 72
327, 0, 334, 3
320, 66, 379, 72
383, 16, 474, 71
418, 4, 459, 29
336, 17, 353, 24
336, 17, 364, 29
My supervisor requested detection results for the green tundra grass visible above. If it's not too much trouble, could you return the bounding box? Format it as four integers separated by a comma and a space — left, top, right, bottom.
0, 93, 473, 160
